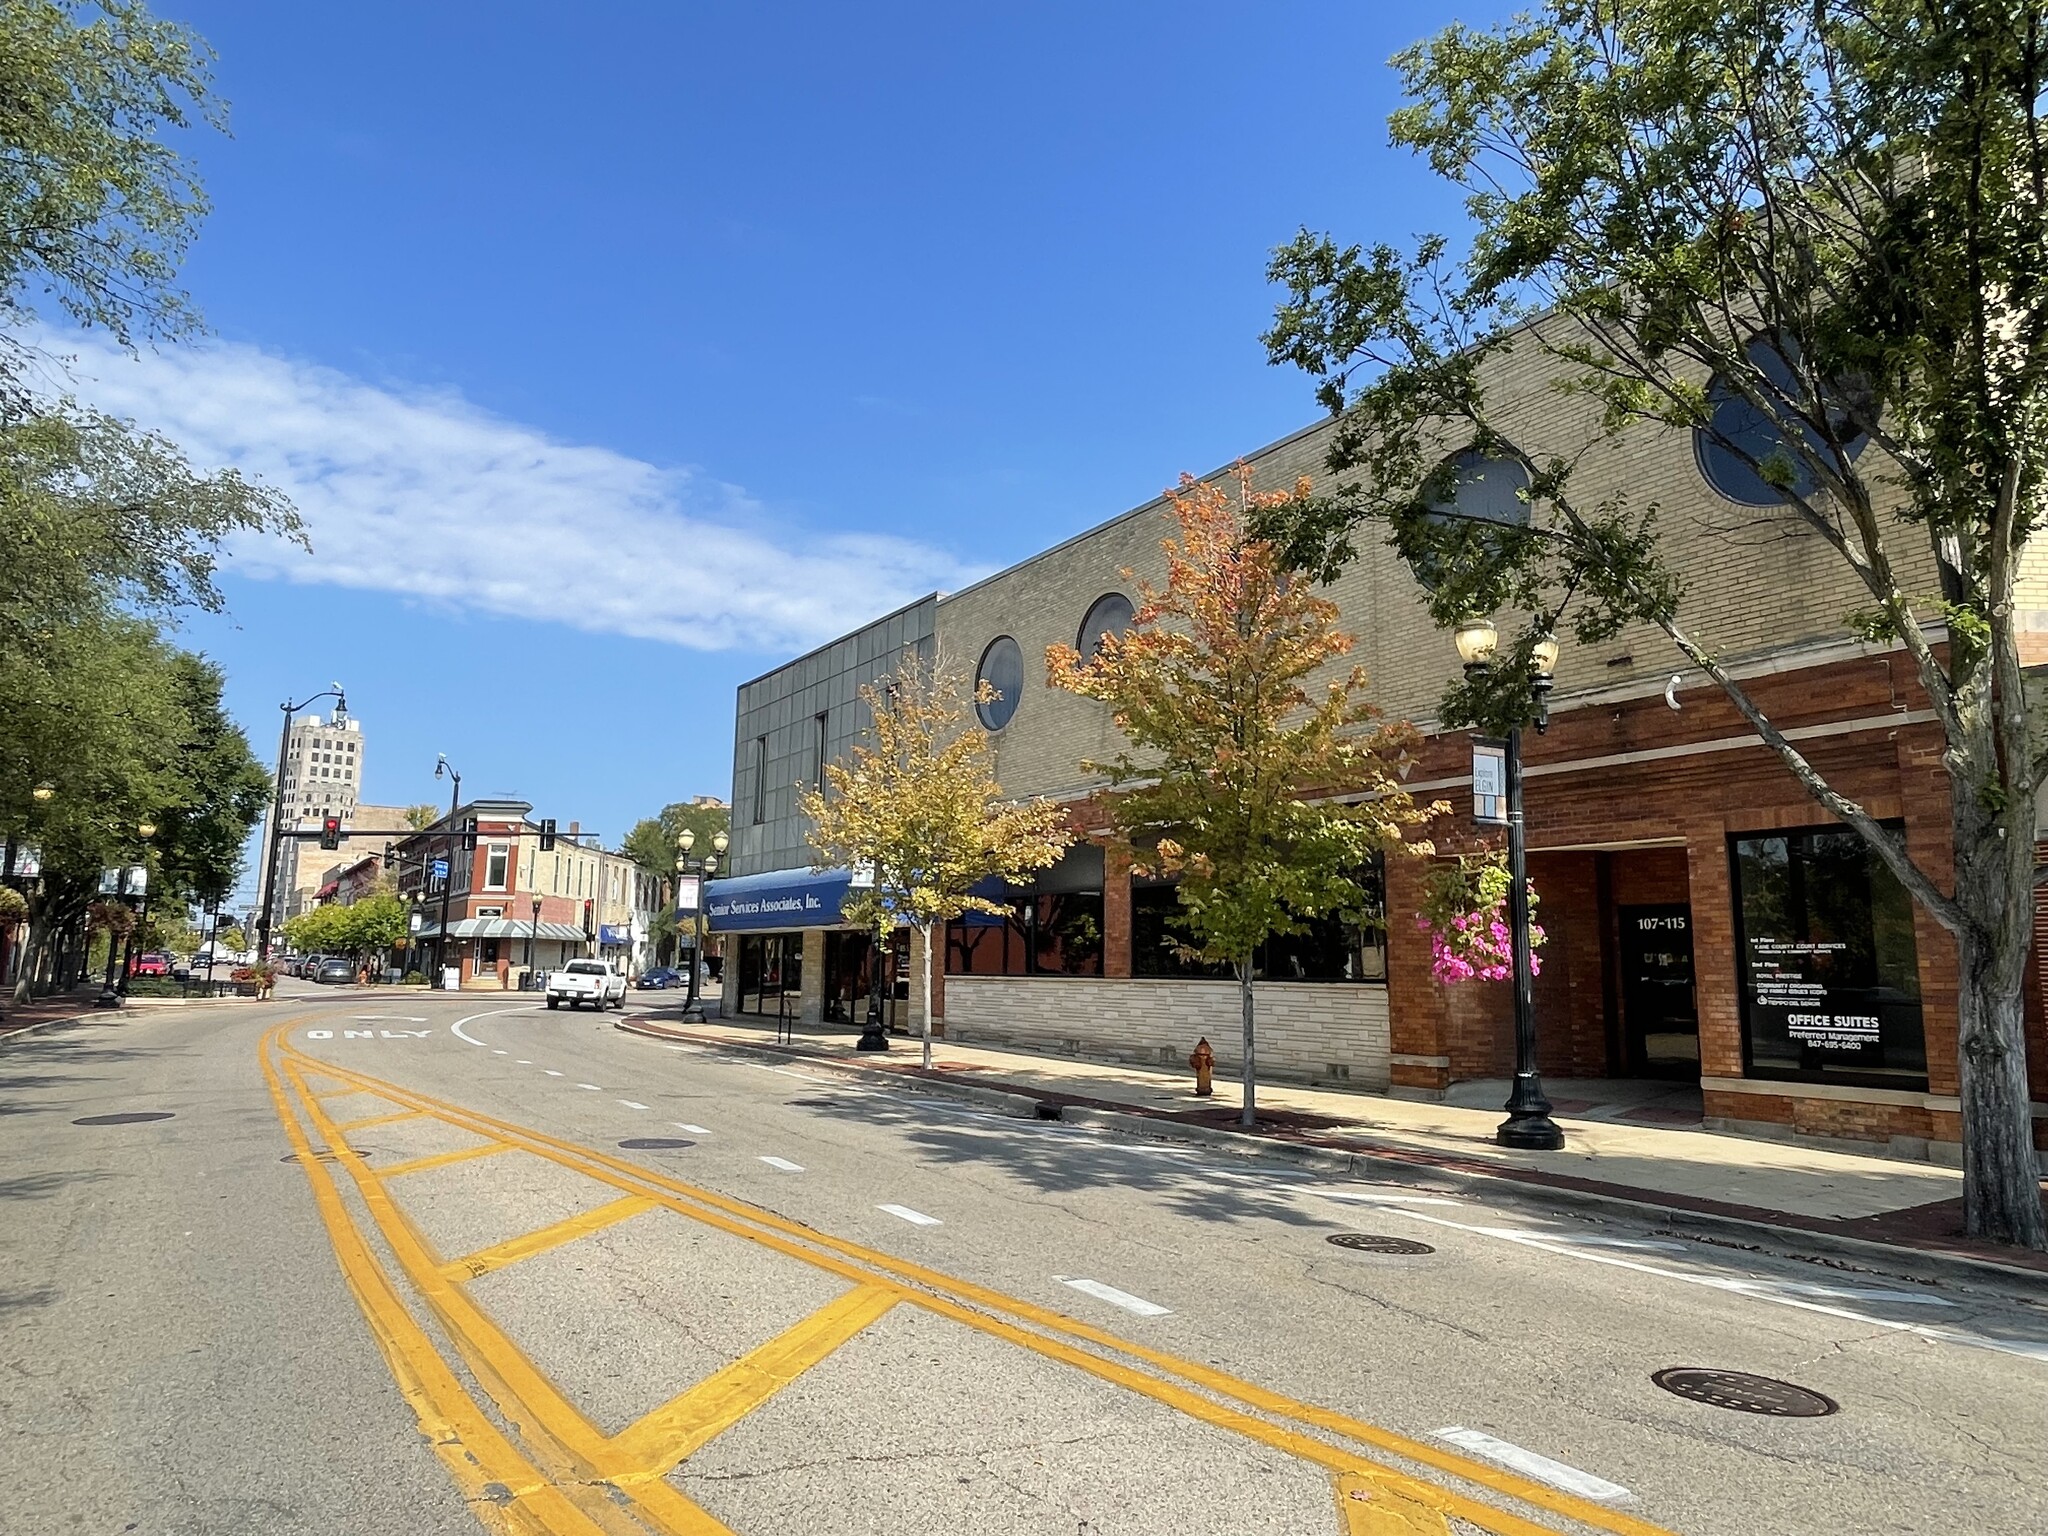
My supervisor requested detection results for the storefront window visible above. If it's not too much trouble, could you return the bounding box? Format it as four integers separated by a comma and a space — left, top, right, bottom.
1132, 858, 1387, 982
736, 933, 803, 1019
1731, 826, 1926, 1088
945, 845, 1103, 977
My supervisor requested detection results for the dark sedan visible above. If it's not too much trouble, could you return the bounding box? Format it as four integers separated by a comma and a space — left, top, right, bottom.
635, 967, 682, 990
313, 958, 356, 985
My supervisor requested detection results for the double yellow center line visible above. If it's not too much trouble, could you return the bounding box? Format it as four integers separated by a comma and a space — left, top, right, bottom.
263, 1024, 1675, 1536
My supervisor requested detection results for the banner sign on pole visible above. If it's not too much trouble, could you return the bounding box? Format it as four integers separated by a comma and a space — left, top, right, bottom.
674, 873, 702, 915
1471, 738, 1508, 826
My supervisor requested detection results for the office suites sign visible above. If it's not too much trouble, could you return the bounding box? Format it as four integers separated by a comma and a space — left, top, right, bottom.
1746, 936, 1880, 1051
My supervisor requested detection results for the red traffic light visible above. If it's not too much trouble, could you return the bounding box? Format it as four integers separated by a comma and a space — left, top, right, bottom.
319, 815, 342, 850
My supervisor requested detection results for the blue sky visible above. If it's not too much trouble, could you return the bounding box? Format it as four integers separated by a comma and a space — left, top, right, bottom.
62, 2, 1503, 900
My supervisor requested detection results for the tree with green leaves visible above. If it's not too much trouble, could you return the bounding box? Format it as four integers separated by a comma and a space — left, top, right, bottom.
1050, 468, 1433, 1126
622, 800, 732, 876
1262, 0, 2048, 1245
402, 803, 439, 831
802, 653, 1072, 1068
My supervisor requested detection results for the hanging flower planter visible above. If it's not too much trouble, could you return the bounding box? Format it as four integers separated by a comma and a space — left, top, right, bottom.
1415, 853, 1544, 985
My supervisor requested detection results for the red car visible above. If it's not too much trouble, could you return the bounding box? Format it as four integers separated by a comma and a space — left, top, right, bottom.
130, 952, 171, 977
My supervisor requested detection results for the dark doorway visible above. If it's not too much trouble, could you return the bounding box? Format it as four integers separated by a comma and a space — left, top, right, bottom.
1618, 904, 1699, 1077
822, 929, 907, 1032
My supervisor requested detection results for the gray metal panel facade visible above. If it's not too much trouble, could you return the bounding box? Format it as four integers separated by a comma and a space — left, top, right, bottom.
728, 595, 937, 877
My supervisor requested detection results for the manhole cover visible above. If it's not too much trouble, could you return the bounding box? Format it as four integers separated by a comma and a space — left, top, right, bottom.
1326, 1232, 1435, 1256
280, 1148, 367, 1163
618, 1137, 696, 1151
1652, 1368, 1839, 1417
72, 1112, 174, 1126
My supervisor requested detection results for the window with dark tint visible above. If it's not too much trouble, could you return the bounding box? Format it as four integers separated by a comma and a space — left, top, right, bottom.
1076, 592, 1136, 661
945, 844, 1104, 977
1132, 856, 1387, 982
1731, 825, 1926, 1088
751, 735, 767, 824
1695, 337, 1869, 506
1413, 450, 1531, 591
975, 636, 1024, 730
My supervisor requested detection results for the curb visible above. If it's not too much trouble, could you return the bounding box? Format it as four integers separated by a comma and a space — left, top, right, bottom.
616, 1016, 2047, 1290
0, 1008, 110, 1044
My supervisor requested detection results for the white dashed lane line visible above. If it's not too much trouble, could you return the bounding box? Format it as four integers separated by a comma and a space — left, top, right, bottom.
492, 1049, 507, 1055
618, 1100, 649, 1110
674, 1123, 711, 1135
543, 1070, 564, 1077
577, 1083, 602, 1091
1435, 1428, 1631, 1502
1055, 1277, 1171, 1317
759, 1156, 804, 1172
515, 1059, 532, 1064
877, 1204, 941, 1226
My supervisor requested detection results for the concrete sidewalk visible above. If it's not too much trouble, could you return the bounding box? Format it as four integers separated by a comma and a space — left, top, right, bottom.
620, 1006, 2048, 1281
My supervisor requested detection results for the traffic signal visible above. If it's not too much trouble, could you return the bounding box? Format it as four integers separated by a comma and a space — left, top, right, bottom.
462, 816, 478, 851
319, 815, 342, 851
538, 818, 556, 852
582, 898, 594, 936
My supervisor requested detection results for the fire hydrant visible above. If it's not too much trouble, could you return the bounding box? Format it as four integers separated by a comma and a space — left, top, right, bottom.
1188, 1037, 1215, 1097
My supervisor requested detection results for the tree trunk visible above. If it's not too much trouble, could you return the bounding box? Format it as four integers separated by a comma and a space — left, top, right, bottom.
1955, 920, 2046, 1248
1238, 959, 1256, 1128
919, 922, 934, 1072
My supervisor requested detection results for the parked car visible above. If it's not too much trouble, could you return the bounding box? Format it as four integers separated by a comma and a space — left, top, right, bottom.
130, 952, 170, 978
546, 958, 627, 1010
170, 956, 192, 980
314, 957, 355, 985
295, 954, 325, 979
636, 967, 681, 990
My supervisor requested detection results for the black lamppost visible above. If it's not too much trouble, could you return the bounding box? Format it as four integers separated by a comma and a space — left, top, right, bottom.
1455, 616, 1566, 1152
433, 755, 462, 989
674, 827, 726, 1022
527, 895, 542, 990
256, 685, 346, 964
96, 820, 154, 1008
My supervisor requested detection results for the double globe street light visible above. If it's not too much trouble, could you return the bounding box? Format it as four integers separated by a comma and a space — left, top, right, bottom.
1454, 615, 1566, 1152
674, 827, 727, 1022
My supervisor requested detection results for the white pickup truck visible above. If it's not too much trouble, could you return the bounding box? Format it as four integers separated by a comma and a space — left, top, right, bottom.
545, 958, 627, 1011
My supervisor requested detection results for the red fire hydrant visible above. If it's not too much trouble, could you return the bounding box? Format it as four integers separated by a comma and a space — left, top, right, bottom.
1188, 1037, 1215, 1097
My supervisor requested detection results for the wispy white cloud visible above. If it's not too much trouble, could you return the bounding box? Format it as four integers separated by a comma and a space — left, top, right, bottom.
50, 334, 983, 652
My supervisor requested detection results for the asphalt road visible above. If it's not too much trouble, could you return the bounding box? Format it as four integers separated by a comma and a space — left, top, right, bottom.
3, 986, 2045, 1536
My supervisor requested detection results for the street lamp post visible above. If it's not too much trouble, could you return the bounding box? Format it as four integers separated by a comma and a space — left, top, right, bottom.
96, 821, 155, 1008
257, 685, 346, 964
1455, 617, 1565, 1152
527, 895, 542, 990
433, 755, 462, 990
674, 828, 727, 1022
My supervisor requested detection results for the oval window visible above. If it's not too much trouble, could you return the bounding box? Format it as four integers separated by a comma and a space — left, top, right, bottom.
975, 635, 1024, 731
1076, 592, 1136, 661
1412, 450, 1531, 590
1695, 338, 1869, 506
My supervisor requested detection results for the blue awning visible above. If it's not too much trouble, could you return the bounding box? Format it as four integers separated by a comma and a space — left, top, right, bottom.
705, 867, 854, 932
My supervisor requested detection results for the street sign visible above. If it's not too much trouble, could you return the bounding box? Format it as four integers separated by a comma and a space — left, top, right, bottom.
850, 860, 875, 889
1471, 738, 1508, 826
674, 873, 702, 914
432, 858, 449, 878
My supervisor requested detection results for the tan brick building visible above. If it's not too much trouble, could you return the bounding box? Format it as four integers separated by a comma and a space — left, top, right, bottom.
719, 336, 2048, 1166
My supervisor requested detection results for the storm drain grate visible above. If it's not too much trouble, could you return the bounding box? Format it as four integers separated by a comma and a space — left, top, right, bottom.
73, 1112, 174, 1126
1326, 1232, 1435, 1256
618, 1137, 696, 1151
1653, 1368, 1839, 1417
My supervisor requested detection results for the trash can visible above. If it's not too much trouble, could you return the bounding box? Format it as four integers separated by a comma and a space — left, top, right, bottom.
518, 969, 534, 992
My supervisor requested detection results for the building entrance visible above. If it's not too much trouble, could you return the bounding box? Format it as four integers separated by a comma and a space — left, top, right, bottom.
1617, 903, 1699, 1078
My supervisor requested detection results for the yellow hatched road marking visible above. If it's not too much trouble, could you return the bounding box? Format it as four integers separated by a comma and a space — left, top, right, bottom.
1335, 1472, 1454, 1534
335, 1107, 423, 1131
379, 1140, 515, 1179
259, 1026, 615, 1536
279, 1052, 738, 1536
605, 1285, 898, 1483
444, 1195, 658, 1282
287, 1042, 1676, 1536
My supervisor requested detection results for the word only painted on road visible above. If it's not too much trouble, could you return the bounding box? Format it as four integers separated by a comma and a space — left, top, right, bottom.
304, 1028, 435, 1040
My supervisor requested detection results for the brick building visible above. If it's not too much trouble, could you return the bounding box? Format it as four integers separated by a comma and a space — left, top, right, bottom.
717, 328, 2048, 1165
394, 800, 660, 990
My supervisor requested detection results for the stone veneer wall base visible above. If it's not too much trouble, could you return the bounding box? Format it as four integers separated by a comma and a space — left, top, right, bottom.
941, 975, 1392, 1092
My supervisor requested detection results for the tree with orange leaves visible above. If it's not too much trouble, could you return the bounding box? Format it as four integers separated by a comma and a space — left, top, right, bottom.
1048, 466, 1436, 1126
